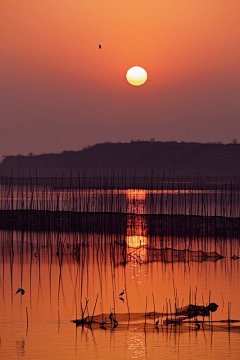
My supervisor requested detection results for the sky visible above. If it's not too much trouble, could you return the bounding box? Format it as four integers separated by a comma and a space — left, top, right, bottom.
1, 0, 240, 159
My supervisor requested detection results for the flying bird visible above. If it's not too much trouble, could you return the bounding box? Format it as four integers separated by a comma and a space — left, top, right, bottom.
119, 290, 124, 297
34, 251, 37, 258
99, 44, 101, 49
15, 288, 25, 295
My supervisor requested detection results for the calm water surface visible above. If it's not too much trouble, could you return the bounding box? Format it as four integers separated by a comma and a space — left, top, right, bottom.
1, 187, 240, 217
0, 190, 240, 359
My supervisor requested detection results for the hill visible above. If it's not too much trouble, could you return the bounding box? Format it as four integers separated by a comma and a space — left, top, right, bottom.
1, 141, 240, 176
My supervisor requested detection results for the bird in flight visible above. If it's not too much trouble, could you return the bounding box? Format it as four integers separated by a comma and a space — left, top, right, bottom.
99, 44, 101, 49
119, 290, 124, 297
15, 288, 25, 295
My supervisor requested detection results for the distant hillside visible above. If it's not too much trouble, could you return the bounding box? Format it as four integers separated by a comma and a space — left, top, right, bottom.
1, 141, 240, 175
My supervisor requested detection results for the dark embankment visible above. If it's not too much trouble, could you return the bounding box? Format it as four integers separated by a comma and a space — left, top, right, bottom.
0, 210, 239, 239
1, 141, 240, 176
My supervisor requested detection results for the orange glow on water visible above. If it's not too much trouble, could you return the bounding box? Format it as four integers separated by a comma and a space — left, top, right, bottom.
1, 229, 240, 359
126, 189, 147, 214
126, 235, 147, 247
126, 190, 148, 261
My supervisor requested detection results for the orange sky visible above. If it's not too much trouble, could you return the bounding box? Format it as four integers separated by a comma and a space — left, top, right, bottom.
1, 0, 240, 158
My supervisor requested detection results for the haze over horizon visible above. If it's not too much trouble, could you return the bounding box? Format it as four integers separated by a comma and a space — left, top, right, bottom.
1, 1, 240, 160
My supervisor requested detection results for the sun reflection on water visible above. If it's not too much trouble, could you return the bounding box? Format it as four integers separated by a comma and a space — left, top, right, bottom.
126, 189, 148, 251
126, 190, 148, 284
126, 328, 147, 359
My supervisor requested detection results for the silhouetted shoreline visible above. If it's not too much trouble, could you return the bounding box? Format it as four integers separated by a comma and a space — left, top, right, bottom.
1, 141, 240, 177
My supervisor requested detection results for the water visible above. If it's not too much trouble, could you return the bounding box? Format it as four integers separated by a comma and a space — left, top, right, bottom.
1, 185, 240, 217
0, 189, 240, 359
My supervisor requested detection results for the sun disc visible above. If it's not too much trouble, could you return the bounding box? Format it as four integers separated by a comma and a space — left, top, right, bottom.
126, 66, 147, 86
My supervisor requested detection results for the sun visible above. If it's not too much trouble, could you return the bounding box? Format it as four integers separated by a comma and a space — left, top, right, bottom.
126, 66, 148, 86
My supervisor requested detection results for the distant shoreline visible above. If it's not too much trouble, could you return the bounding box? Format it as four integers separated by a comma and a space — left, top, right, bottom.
1, 141, 240, 176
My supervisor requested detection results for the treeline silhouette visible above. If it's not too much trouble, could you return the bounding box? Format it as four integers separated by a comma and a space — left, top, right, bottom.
1, 141, 240, 173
